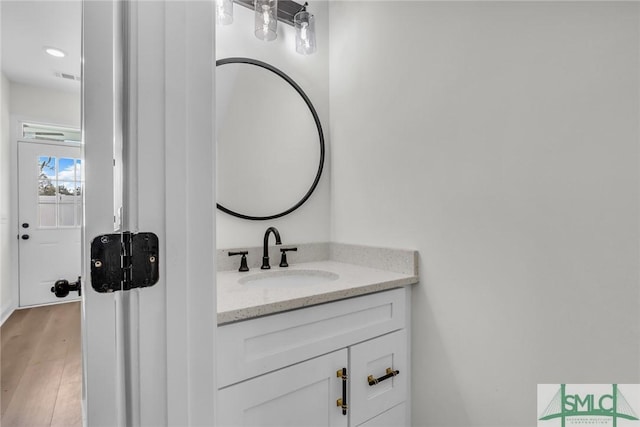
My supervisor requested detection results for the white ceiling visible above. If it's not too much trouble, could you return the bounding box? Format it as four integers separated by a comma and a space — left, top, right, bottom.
2, 1, 81, 94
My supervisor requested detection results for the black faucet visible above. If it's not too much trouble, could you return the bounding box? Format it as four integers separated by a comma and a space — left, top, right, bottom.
261, 227, 282, 269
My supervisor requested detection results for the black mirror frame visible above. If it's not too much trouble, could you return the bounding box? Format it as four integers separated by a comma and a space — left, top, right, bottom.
215, 57, 325, 221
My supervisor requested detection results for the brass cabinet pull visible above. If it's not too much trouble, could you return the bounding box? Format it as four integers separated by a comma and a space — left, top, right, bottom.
336, 368, 348, 415
367, 367, 400, 386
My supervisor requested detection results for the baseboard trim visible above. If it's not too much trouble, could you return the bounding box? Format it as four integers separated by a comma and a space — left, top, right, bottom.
1, 305, 15, 326
19, 298, 81, 310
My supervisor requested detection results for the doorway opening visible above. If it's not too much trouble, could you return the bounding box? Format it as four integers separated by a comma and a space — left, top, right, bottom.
1, 1, 83, 425
3, 129, 83, 426
17, 126, 82, 307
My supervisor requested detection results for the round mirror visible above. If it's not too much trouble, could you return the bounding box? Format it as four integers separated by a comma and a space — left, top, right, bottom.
216, 57, 325, 220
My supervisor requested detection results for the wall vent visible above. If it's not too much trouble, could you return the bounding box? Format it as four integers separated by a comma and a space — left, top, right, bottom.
54, 71, 81, 81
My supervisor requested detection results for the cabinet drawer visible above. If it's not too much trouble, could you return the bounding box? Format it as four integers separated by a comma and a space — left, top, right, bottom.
218, 288, 406, 388
349, 330, 408, 427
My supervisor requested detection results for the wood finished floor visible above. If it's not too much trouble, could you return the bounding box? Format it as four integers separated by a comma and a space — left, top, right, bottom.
1, 302, 81, 427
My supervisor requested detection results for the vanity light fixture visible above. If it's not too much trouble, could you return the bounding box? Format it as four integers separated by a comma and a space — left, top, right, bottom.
230, 0, 316, 54
294, 3, 315, 55
216, 0, 234, 25
254, 0, 278, 41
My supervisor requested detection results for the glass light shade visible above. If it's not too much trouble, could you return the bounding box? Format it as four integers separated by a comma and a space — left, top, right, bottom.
254, 0, 277, 41
216, 0, 233, 25
294, 10, 316, 55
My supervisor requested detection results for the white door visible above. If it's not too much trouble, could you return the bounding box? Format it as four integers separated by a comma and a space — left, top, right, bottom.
18, 140, 82, 306
82, 1, 216, 425
217, 350, 349, 427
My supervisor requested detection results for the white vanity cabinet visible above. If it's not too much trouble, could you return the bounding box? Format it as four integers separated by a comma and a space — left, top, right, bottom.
217, 287, 410, 427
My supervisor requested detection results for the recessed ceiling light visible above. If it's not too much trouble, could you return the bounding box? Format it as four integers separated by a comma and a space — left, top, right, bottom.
44, 47, 66, 58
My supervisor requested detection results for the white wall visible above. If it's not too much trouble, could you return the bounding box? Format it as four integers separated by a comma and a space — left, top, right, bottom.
329, 2, 639, 426
216, 1, 330, 248
10, 81, 80, 127
1, 72, 12, 322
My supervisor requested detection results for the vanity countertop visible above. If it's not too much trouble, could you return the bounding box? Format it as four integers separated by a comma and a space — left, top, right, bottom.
217, 259, 419, 324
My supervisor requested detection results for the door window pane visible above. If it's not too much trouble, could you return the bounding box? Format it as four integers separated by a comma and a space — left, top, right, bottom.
58, 181, 76, 198
36, 156, 83, 228
59, 158, 76, 181
38, 204, 56, 227
38, 156, 56, 180
38, 156, 56, 200
74, 160, 83, 226
39, 181, 57, 197
58, 204, 75, 227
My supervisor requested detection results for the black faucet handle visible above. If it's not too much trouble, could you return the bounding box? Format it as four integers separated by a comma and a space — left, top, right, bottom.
229, 251, 249, 272
279, 247, 298, 268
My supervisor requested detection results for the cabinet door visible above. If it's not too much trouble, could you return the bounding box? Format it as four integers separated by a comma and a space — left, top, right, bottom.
349, 330, 408, 427
218, 349, 348, 427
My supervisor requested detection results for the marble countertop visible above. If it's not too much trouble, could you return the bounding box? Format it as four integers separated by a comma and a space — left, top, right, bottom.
217, 259, 418, 325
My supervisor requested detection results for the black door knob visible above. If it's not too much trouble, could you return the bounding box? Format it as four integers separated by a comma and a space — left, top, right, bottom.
22, 223, 29, 228
51, 277, 82, 298
21, 234, 29, 240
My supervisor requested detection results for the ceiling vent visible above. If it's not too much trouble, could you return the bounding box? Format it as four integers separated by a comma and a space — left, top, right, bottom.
54, 71, 81, 82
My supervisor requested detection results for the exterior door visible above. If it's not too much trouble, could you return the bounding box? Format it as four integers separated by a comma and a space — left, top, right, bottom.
18, 140, 82, 306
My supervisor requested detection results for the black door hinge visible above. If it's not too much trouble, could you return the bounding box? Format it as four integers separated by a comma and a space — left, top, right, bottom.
90, 231, 159, 293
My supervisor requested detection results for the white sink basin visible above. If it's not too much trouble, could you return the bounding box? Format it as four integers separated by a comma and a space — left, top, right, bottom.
238, 269, 339, 288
